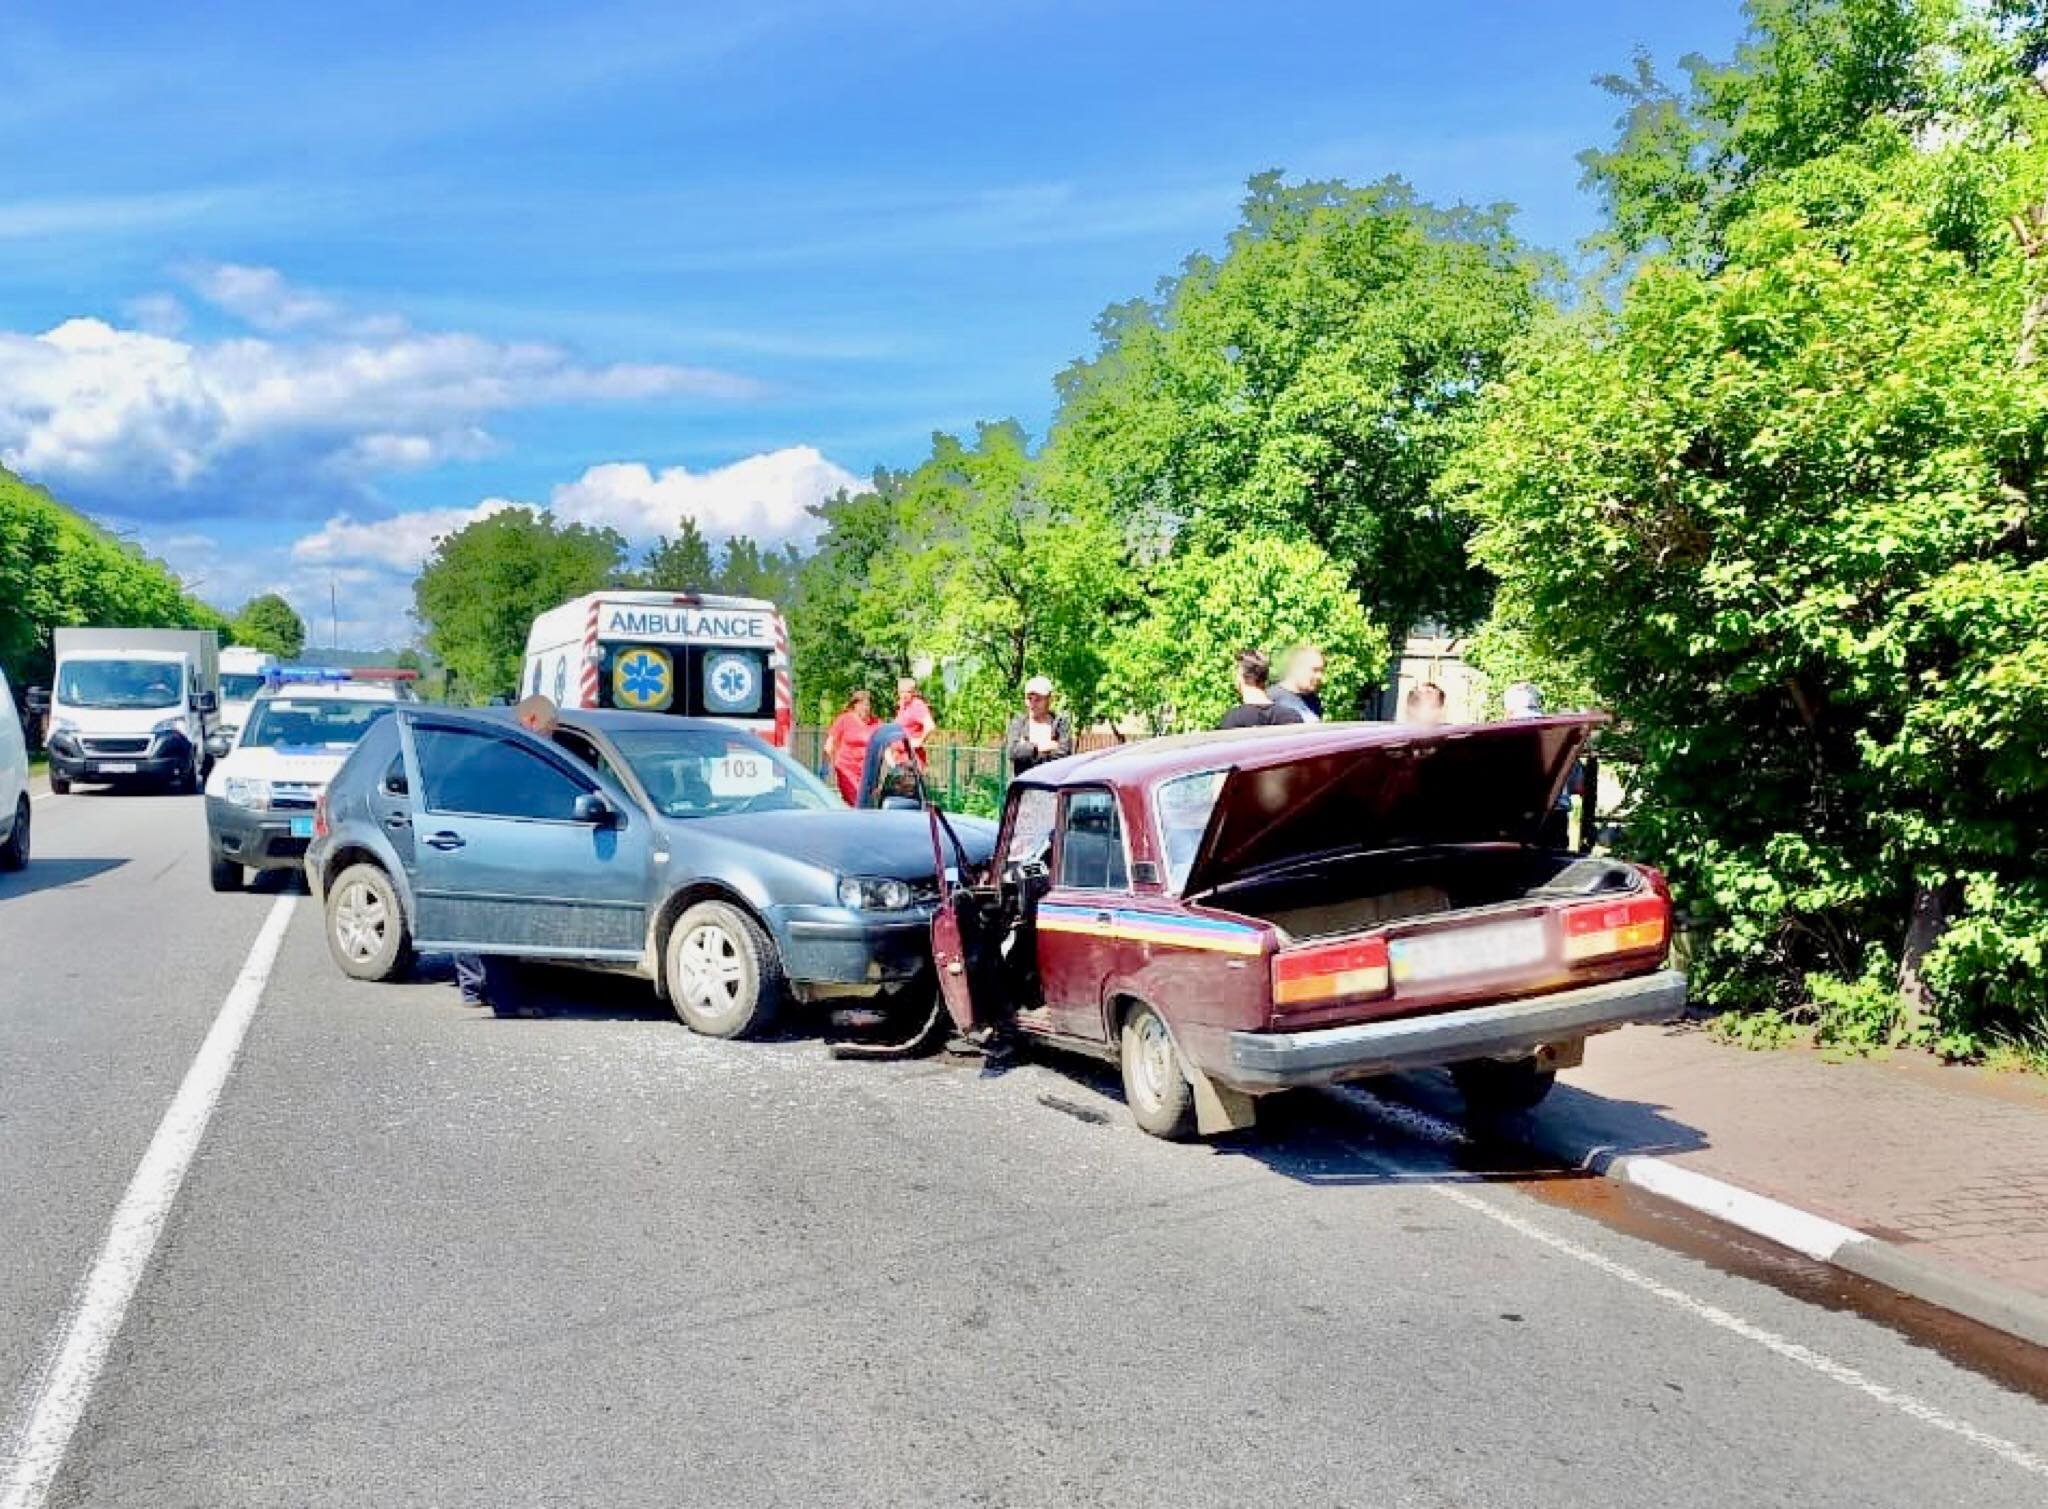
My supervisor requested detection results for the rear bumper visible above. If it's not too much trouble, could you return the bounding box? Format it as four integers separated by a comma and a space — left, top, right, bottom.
1224, 969, 1688, 1091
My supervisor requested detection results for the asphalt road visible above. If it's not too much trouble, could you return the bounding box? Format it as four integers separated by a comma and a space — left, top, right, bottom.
5, 790, 2048, 1507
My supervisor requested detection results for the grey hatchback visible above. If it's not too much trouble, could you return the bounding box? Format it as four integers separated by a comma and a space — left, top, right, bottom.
305, 707, 996, 1037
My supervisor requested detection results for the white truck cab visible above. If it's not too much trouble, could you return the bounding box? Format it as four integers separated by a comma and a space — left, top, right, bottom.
217, 647, 281, 744
0, 666, 29, 871
32, 627, 221, 795
203, 676, 406, 891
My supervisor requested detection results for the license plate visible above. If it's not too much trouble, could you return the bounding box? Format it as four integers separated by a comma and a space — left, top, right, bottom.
289, 816, 315, 838
1390, 918, 1547, 984
97, 762, 138, 774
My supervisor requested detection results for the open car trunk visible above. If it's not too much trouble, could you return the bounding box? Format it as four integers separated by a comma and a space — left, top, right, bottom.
1182, 713, 1604, 904
1216, 848, 1645, 942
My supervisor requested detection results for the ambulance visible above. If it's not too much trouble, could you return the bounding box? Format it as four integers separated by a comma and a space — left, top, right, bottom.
521, 591, 793, 746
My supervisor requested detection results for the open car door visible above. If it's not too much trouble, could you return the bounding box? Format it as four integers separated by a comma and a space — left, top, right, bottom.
930, 890, 985, 1035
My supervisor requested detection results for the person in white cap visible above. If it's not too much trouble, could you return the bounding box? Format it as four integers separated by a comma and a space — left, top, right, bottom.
1005, 675, 1073, 775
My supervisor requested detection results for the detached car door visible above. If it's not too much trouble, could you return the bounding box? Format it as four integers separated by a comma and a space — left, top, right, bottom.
399, 712, 651, 960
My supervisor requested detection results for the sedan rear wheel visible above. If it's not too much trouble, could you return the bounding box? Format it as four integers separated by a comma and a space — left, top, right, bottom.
325, 862, 413, 982
1451, 1056, 1557, 1117
1120, 1002, 1197, 1140
665, 900, 781, 1039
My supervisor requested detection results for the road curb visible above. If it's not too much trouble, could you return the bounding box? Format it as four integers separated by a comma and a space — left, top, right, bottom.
1524, 1126, 2048, 1351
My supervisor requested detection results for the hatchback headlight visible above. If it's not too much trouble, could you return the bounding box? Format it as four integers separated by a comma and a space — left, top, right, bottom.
223, 777, 271, 810
838, 876, 914, 911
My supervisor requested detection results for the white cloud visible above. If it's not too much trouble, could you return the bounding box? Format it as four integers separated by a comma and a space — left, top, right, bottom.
279, 445, 862, 644
548, 447, 860, 542
292, 498, 521, 573
0, 267, 764, 518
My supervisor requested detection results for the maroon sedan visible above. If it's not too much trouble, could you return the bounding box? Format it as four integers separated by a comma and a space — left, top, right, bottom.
931, 716, 1685, 1139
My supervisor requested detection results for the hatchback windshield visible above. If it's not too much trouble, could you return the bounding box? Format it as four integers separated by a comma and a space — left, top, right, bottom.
241, 697, 394, 749
58, 659, 183, 710
610, 728, 836, 819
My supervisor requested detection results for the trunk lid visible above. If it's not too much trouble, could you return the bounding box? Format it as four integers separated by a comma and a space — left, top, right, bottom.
1182, 715, 1602, 899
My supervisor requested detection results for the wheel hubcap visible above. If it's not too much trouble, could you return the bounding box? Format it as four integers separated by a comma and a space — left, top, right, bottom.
1131, 1014, 1174, 1108
334, 882, 387, 963
674, 924, 746, 1016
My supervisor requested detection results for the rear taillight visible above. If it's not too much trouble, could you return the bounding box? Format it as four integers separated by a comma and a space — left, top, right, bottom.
1561, 894, 1668, 963
314, 792, 331, 841
1273, 936, 1390, 1007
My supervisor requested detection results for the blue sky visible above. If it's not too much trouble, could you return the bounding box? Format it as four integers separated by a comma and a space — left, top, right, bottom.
0, 0, 1743, 645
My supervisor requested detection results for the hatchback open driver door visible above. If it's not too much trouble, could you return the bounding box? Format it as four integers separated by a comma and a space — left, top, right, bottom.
398, 711, 651, 962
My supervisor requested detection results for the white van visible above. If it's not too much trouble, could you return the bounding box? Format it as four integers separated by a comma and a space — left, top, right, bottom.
522, 591, 792, 746
0, 666, 29, 871
33, 627, 221, 794
217, 646, 281, 744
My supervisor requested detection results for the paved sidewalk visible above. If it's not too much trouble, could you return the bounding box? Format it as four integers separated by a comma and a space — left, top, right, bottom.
1543, 1024, 2048, 1307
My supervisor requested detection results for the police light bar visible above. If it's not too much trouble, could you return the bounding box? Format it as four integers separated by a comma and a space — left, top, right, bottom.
266, 666, 352, 685
347, 667, 421, 682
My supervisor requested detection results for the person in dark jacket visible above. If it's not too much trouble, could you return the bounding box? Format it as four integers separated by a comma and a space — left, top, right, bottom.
1005, 676, 1073, 775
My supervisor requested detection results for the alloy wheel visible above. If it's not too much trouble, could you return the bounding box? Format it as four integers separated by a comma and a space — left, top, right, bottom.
333, 881, 388, 964
673, 923, 746, 1021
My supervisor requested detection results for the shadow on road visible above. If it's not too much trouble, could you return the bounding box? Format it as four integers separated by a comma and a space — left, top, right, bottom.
0, 856, 127, 899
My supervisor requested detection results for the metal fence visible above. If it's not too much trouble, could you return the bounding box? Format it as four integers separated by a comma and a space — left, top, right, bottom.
790, 726, 1126, 815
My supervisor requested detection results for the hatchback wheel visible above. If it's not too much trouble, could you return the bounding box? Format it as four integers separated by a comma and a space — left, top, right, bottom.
0, 796, 28, 871
665, 900, 781, 1039
325, 862, 413, 982
1120, 1002, 1197, 1139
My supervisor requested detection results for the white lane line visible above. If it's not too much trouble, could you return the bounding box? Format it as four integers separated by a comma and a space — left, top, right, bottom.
28, 792, 60, 803
0, 893, 298, 1509
1324, 1096, 2048, 1483
1422, 1177, 2048, 1482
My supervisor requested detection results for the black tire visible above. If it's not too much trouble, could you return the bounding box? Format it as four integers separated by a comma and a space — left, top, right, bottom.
48, 772, 70, 795
324, 862, 414, 982
664, 899, 783, 1039
1451, 1056, 1558, 1116
1119, 1002, 1197, 1140
0, 796, 28, 871
208, 851, 243, 892
173, 744, 203, 795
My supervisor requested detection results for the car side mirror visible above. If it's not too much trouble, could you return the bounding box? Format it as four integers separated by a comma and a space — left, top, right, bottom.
25, 688, 48, 714
879, 794, 920, 811
193, 690, 219, 714
205, 734, 232, 760
573, 791, 619, 827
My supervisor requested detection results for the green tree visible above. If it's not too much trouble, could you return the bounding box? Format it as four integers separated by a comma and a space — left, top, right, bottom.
1105, 534, 1379, 731
1455, 0, 2048, 1056
0, 466, 226, 693
231, 593, 307, 658
1047, 172, 1549, 647
637, 517, 716, 592
413, 509, 627, 700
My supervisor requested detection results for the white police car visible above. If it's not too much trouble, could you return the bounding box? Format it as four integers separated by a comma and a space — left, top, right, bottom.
204, 675, 407, 891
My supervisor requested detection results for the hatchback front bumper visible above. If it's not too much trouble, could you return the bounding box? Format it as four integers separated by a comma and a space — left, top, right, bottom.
1225, 969, 1688, 1091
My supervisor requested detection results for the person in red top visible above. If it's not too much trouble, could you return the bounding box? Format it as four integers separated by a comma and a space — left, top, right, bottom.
894, 676, 935, 766
823, 689, 878, 804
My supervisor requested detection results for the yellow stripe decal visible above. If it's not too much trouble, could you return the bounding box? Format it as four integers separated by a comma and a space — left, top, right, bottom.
1037, 912, 1264, 956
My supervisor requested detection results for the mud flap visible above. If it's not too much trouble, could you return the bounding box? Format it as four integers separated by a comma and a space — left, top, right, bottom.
1186, 1059, 1258, 1135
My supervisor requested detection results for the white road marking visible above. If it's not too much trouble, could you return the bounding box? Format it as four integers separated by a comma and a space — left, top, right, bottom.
1326, 1093, 2048, 1483
28, 792, 59, 803
0, 893, 298, 1509
1424, 1177, 2048, 1482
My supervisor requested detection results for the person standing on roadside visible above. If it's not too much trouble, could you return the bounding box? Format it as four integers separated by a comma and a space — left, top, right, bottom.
1269, 644, 1326, 723
895, 676, 934, 767
456, 693, 559, 1014
823, 689, 878, 805
1217, 650, 1305, 729
1005, 675, 1073, 776
1401, 682, 1449, 727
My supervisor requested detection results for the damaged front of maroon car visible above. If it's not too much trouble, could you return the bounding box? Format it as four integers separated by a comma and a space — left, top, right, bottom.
930, 716, 1686, 1140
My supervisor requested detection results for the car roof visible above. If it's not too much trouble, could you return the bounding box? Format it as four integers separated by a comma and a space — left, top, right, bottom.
254, 682, 405, 702
1012, 715, 1606, 791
